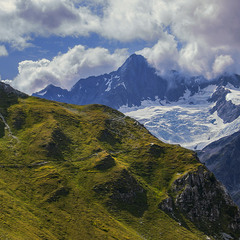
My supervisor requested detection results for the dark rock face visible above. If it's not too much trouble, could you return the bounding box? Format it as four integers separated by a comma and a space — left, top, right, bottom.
0, 81, 28, 116
159, 166, 240, 238
0, 82, 27, 98
198, 131, 240, 207
0, 118, 4, 137
209, 86, 240, 123
158, 197, 173, 213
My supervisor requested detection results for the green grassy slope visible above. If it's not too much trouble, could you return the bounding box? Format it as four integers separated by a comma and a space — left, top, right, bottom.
0, 95, 238, 239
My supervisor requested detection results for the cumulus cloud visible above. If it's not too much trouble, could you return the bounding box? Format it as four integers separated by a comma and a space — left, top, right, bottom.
11, 45, 128, 94
99, 0, 240, 77
213, 55, 234, 76
0, 45, 8, 56
1, 0, 240, 79
100, 0, 164, 42
137, 33, 179, 75
0, 0, 100, 49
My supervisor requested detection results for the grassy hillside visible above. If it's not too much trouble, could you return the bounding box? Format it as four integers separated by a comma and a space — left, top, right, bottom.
0, 94, 239, 239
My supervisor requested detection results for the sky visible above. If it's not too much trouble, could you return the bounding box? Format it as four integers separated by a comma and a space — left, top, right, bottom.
0, 0, 240, 94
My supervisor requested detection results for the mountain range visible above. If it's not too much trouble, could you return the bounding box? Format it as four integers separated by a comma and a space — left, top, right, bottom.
33, 54, 240, 211
34, 54, 211, 109
33, 54, 240, 150
1, 81, 240, 239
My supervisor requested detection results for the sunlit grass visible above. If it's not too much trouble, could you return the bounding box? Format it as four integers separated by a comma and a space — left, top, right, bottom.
0, 96, 225, 239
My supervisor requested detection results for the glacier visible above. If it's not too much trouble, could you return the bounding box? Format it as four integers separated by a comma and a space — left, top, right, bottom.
120, 84, 240, 150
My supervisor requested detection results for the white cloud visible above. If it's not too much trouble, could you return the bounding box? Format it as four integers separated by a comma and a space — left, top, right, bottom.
0, 45, 8, 56
137, 33, 179, 75
213, 55, 234, 76
99, 0, 240, 77
0, 0, 240, 79
11, 45, 128, 94
0, 0, 100, 49
99, 0, 164, 42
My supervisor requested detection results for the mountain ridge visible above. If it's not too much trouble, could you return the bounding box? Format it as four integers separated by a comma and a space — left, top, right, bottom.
1, 82, 240, 239
33, 54, 240, 133
32, 54, 240, 152
198, 130, 240, 207
33, 54, 213, 108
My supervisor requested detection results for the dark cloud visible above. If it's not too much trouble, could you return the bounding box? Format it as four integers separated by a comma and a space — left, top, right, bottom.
17, 0, 78, 29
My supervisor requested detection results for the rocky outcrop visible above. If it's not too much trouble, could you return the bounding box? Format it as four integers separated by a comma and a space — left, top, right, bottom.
158, 197, 174, 213
159, 166, 240, 238
209, 86, 240, 123
0, 81, 28, 116
0, 81, 27, 98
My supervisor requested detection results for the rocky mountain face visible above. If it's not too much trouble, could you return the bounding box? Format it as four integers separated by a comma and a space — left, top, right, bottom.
0, 82, 240, 239
209, 75, 240, 123
33, 54, 211, 109
198, 131, 240, 207
161, 165, 240, 235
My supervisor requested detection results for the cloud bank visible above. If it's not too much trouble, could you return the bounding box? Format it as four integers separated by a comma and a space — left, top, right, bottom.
11, 45, 128, 94
1, 0, 240, 92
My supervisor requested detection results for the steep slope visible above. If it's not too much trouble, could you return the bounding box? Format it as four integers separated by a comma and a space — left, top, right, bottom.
0, 84, 240, 239
198, 131, 240, 207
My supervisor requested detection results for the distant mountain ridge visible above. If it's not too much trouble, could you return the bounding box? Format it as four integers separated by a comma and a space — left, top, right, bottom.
33, 54, 240, 125
198, 130, 240, 207
33, 54, 240, 150
33, 54, 211, 108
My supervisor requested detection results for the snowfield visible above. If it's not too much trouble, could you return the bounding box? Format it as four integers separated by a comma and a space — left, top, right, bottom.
120, 84, 240, 150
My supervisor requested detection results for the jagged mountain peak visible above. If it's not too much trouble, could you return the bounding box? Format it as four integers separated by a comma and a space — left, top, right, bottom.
37, 83, 67, 93
215, 73, 240, 88
118, 53, 149, 71
32, 55, 240, 121
117, 54, 155, 78
33, 83, 69, 102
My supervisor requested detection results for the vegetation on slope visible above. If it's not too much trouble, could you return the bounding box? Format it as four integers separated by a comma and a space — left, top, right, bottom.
0, 93, 239, 239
